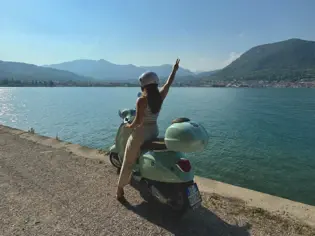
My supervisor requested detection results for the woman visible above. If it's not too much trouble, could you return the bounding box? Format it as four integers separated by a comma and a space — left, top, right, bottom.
116, 58, 180, 200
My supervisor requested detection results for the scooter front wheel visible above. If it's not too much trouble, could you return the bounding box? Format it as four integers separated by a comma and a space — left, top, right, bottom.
109, 152, 122, 169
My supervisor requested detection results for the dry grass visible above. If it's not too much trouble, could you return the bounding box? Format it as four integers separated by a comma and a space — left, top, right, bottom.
98, 149, 109, 155
202, 193, 315, 236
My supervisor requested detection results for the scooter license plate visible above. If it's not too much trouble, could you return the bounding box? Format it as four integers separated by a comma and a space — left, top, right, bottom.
186, 183, 202, 207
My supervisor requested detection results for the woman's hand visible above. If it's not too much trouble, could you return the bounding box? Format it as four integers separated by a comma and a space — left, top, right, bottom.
172, 58, 180, 72
125, 123, 132, 128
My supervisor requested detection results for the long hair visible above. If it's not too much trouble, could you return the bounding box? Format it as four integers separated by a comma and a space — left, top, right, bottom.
141, 84, 162, 114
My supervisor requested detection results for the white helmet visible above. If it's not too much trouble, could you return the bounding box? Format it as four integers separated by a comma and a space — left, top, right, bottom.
139, 71, 159, 87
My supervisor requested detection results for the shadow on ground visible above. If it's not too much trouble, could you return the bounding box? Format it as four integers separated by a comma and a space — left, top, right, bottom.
121, 200, 251, 236
122, 179, 251, 236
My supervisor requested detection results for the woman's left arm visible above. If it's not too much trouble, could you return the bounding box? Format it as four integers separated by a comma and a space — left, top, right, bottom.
126, 97, 145, 128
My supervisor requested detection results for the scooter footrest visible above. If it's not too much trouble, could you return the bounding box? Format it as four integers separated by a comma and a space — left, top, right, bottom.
141, 138, 167, 151
132, 170, 141, 176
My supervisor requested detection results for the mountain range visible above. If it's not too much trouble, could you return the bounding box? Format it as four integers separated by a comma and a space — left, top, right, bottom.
0, 60, 91, 82
44, 59, 195, 81
1, 38, 315, 84
0, 59, 200, 83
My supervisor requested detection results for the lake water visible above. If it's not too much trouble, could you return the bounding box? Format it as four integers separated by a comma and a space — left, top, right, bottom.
1, 87, 315, 206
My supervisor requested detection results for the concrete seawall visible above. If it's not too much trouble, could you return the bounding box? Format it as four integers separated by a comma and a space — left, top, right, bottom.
1, 124, 315, 230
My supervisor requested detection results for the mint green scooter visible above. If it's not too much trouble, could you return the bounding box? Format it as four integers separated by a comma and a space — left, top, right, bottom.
109, 99, 209, 214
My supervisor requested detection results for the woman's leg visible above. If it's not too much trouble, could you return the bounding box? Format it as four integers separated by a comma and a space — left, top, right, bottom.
116, 126, 144, 198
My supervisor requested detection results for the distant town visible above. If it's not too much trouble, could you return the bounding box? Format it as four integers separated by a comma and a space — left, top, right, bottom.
192, 79, 315, 88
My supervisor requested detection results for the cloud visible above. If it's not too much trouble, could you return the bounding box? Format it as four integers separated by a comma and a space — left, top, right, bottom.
186, 52, 242, 72
222, 52, 242, 67
238, 32, 245, 38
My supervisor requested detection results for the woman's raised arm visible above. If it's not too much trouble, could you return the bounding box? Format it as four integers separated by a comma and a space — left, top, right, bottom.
160, 59, 180, 100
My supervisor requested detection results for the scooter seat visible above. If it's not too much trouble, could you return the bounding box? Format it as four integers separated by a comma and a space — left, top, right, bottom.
141, 137, 167, 151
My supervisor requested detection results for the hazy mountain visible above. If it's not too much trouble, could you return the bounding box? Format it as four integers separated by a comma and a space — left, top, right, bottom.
0, 60, 91, 82
45, 59, 194, 80
208, 38, 315, 81
196, 69, 221, 77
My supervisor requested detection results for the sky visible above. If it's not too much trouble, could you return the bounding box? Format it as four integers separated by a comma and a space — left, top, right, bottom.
1, 0, 315, 72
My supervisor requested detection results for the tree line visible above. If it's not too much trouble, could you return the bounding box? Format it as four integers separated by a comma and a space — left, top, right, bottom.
0, 78, 141, 87
0, 79, 55, 87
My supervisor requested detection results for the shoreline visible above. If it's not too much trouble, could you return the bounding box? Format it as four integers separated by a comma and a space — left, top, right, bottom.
1, 124, 315, 228
1, 85, 315, 88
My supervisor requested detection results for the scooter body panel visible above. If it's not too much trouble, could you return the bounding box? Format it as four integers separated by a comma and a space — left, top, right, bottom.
135, 151, 194, 183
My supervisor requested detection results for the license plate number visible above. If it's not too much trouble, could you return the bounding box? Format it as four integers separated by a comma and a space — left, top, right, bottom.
186, 183, 202, 207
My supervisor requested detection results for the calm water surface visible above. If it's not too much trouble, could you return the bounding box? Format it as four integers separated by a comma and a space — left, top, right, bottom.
1, 87, 315, 205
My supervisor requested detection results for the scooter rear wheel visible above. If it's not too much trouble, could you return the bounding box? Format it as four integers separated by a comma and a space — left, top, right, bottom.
169, 190, 190, 216
145, 183, 190, 217
139, 180, 154, 202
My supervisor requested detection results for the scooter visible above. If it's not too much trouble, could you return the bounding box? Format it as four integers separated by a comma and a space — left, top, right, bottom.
109, 96, 209, 215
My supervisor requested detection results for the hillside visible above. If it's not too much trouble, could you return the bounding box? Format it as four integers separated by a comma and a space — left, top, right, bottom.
45, 59, 194, 80
0, 60, 92, 83
207, 38, 315, 81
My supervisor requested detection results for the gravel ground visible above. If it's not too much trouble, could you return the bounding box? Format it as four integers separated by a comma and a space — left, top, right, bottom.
0, 129, 314, 236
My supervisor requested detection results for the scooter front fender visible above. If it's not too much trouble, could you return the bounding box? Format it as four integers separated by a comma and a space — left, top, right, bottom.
109, 144, 117, 154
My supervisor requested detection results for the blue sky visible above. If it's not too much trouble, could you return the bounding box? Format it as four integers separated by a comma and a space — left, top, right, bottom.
1, 0, 315, 71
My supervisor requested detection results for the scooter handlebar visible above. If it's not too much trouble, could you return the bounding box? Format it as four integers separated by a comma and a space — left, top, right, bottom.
123, 117, 132, 124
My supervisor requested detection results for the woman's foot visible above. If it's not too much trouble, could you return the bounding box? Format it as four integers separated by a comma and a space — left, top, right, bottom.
116, 187, 125, 200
